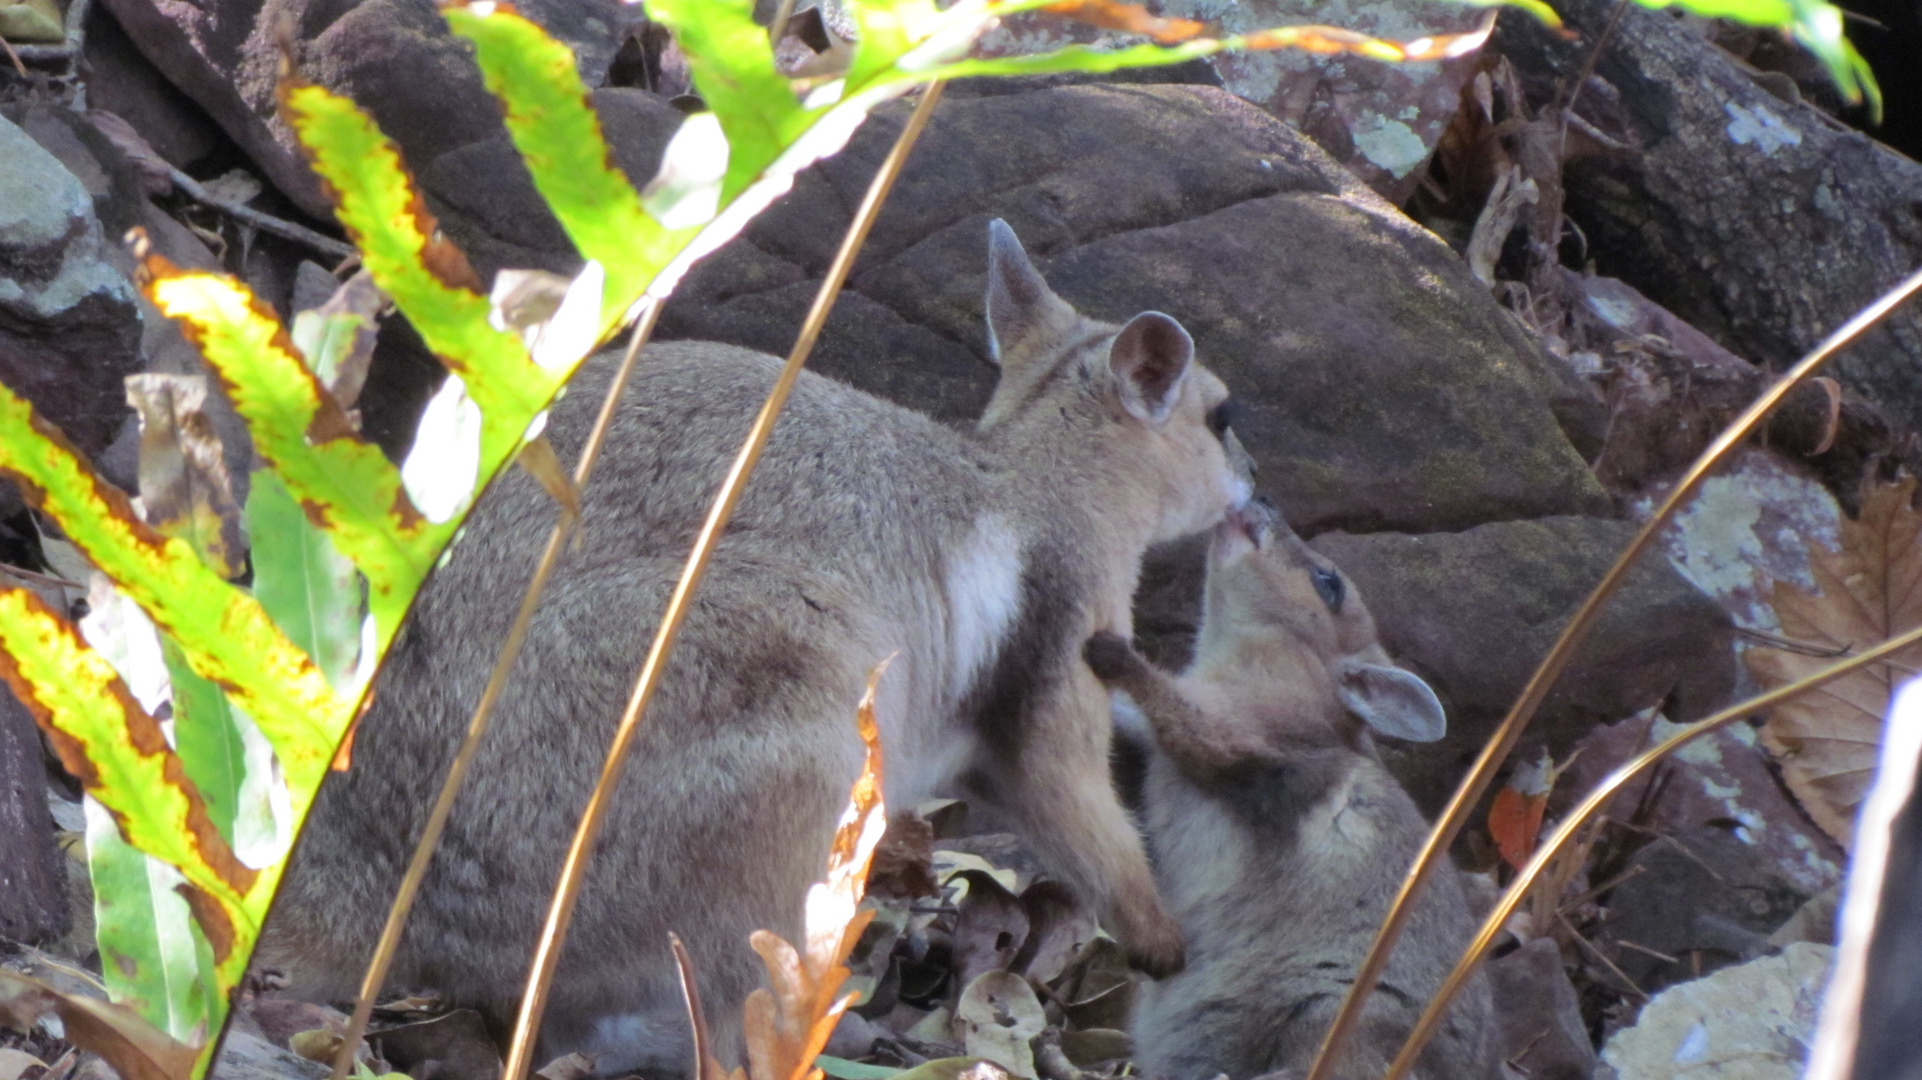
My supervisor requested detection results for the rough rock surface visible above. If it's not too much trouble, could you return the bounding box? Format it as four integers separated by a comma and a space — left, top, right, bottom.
1487, 938, 1596, 1080
421, 87, 683, 281
1497, 0, 1922, 434
92, 0, 635, 219
1307, 516, 1735, 795
976, 0, 1488, 203
1598, 941, 1833, 1080
659, 84, 1609, 535
81, 4, 226, 172
421, 82, 1609, 534
0, 683, 66, 945
0, 114, 142, 462
1596, 825, 1807, 994
1563, 713, 1845, 896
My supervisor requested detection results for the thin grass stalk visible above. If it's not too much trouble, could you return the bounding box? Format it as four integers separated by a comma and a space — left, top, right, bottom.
1378, 621, 1922, 1080
1300, 264, 1922, 1080
328, 299, 665, 1080
499, 80, 948, 1080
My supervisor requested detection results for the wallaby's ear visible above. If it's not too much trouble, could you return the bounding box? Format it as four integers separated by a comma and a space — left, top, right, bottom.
1335, 660, 1446, 743
1110, 312, 1194, 424
985, 219, 1063, 365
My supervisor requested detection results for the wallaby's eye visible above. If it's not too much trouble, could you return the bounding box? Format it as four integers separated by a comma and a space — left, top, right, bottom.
1205, 399, 1237, 438
1310, 566, 1344, 613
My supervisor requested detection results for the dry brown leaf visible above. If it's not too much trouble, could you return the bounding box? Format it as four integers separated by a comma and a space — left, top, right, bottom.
292, 268, 386, 410
692, 657, 894, 1080
534, 1051, 601, 1080
125, 374, 245, 579
0, 970, 198, 1080
516, 437, 579, 527
1746, 475, 1922, 846
1041, 0, 1206, 44
866, 811, 938, 900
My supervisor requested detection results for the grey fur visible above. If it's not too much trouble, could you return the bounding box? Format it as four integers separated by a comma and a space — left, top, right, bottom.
258, 224, 1251, 1075
1086, 503, 1499, 1080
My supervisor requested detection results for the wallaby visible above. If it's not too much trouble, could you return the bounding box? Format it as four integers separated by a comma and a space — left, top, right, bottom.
1084, 499, 1500, 1080
258, 221, 1253, 1075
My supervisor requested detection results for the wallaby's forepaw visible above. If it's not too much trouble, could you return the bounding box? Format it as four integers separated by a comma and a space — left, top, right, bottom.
1084, 631, 1142, 684
1125, 918, 1188, 979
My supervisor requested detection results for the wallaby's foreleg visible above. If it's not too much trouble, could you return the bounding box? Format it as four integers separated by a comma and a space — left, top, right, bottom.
1084, 632, 1280, 782
1009, 663, 1186, 977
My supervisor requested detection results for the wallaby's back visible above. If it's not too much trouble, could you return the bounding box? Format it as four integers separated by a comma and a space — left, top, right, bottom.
267, 343, 962, 1067
264, 221, 1252, 1074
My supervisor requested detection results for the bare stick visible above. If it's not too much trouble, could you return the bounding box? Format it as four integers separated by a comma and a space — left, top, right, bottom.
498, 80, 948, 1080
328, 299, 665, 1080
169, 166, 356, 261
1303, 262, 1922, 1080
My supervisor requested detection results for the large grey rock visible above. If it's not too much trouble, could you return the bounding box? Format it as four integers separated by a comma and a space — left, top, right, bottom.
1595, 825, 1806, 995
974, 0, 1489, 203
1487, 938, 1595, 1080
1497, 0, 1922, 436
658, 84, 1610, 535
389, 82, 1612, 534
0, 114, 142, 461
0, 683, 66, 945
93, 0, 634, 219
82, 3, 227, 172
1307, 516, 1735, 799
421, 87, 684, 280
1599, 942, 1832, 1080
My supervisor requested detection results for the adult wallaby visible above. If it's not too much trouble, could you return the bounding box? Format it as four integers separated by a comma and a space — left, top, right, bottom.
258, 221, 1252, 1074
1084, 499, 1500, 1080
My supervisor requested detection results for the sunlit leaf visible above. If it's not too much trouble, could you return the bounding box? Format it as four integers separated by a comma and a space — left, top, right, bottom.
143, 260, 446, 649
164, 641, 290, 871
0, 589, 256, 960
646, 0, 810, 199
278, 76, 559, 471
84, 798, 219, 1047
161, 641, 244, 847
246, 470, 364, 692
289, 269, 384, 410
0, 380, 349, 807
444, 6, 692, 331
400, 373, 484, 526
641, 113, 729, 230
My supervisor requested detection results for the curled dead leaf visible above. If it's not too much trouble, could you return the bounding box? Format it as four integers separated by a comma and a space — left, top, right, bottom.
1747, 476, 1922, 846
954, 972, 1045, 1080
515, 437, 579, 527
291, 268, 385, 410
0, 970, 198, 1080
125, 374, 245, 579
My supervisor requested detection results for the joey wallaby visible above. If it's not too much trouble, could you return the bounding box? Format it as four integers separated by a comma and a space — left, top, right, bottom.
1084, 500, 1499, 1080
259, 221, 1253, 1074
